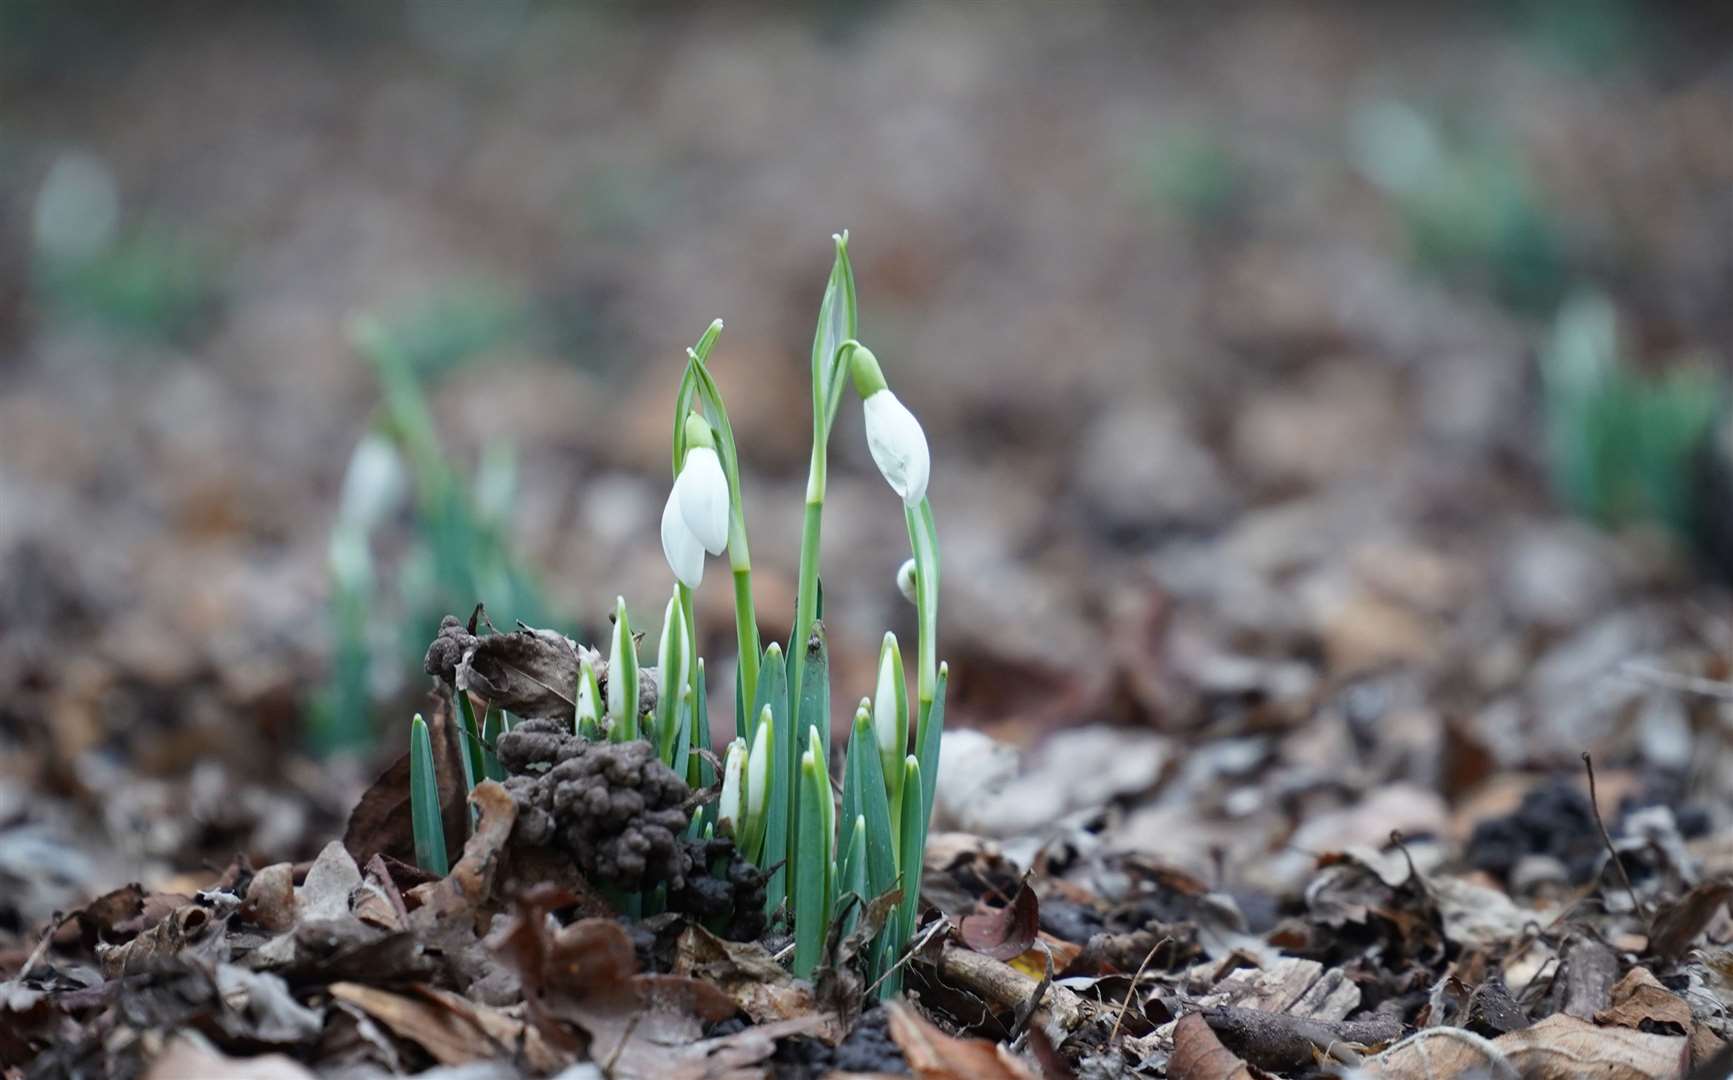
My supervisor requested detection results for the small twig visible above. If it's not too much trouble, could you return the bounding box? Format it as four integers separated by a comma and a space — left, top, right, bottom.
1582, 752, 1645, 923
865, 914, 950, 996
1618, 661, 1733, 701
1388, 830, 1432, 899
601, 1009, 642, 1078
1109, 935, 1171, 1043
1008, 942, 1054, 1042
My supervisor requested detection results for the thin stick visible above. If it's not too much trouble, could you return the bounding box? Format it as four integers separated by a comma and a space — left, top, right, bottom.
1582, 752, 1644, 922
865, 915, 950, 997
1109, 935, 1171, 1043
1618, 662, 1733, 701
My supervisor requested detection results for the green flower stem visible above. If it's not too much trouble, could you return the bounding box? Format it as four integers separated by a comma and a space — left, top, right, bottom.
677, 581, 698, 741
789, 464, 826, 729
681, 334, 761, 710
905, 497, 940, 738
730, 563, 758, 709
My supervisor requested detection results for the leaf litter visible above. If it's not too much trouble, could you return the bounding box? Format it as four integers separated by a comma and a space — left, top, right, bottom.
4, 8, 1733, 1077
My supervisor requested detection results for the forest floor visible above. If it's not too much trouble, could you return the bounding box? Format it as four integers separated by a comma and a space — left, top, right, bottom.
2, 4, 1731, 1077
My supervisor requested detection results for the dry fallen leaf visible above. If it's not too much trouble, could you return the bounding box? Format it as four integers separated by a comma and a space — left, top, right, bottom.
886, 1001, 1039, 1080
959, 879, 1041, 962
674, 924, 840, 1041
1366, 1013, 1688, 1079
406, 779, 517, 921
1647, 879, 1733, 961
1168, 1012, 1257, 1080
330, 982, 566, 1073
456, 623, 586, 719
1594, 967, 1693, 1035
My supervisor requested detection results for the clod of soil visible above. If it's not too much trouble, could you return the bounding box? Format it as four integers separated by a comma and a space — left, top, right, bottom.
495, 717, 766, 939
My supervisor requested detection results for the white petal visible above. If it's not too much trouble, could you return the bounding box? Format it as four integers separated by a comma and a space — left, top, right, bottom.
660, 489, 705, 588
863, 390, 930, 506
674, 446, 731, 555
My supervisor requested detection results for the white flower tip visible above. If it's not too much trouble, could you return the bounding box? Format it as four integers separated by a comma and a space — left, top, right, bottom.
863, 389, 930, 506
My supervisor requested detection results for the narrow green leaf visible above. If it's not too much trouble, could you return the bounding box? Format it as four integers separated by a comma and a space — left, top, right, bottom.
655, 593, 688, 764
810, 232, 858, 435
671, 688, 692, 808
452, 691, 481, 798
791, 622, 829, 875
847, 711, 898, 906
839, 703, 865, 876
607, 596, 638, 742
839, 815, 868, 945
480, 707, 507, 783
409, 714, 448, 876
691, 662, 716, 832
672, 319, 724, 478
885, 754, 924, 999
758, 643, 792, 912
793, 748, 831, 978
918, 664, 947, 829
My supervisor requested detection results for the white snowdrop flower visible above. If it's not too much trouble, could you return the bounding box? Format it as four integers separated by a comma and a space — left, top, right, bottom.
862, 389, 929, 507
337, 432, 406, 533
674, 446, 730, 555
660, 488, 706, 588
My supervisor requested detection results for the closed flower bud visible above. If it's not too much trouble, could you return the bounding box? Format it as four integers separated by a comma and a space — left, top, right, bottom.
873, 633, 908, 787
862, 389, 929, 506
896, 558, 918, 605
718, 737, 746, 837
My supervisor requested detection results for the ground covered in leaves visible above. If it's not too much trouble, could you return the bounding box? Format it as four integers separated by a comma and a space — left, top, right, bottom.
3, 3, 1733, 1078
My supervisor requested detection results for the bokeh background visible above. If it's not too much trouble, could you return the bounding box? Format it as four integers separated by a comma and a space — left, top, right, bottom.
2, 1, 1730, 925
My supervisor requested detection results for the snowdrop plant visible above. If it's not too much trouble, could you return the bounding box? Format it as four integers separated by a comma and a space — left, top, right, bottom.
405, 233, 947, 993
654, 233, 948, 987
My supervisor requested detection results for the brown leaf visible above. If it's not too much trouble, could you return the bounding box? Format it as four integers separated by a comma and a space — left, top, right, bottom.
674, 925, 841, 1041
886, 1002, 1039, 1080
456, 623, 583, 719
496, 908, 752, 1079
1595, 967, 1693, 1035
98, 903, 227, 977
1648, 879, 1733, 960
1366, 1014, 1688, 1079
354, 854, 409, 933
406, 779, 517, 922
1169, 1012, 1257, 1080
959, 879, 1040, 962
1559, 933, 1620, 1018
330, 982, 567, 1073
74, 883, 145, 949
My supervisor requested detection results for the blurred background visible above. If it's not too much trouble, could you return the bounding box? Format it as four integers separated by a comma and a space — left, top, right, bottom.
1, 1, 1730, 926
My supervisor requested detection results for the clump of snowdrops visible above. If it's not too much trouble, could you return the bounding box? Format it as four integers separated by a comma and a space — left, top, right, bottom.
409, 233, 945, 994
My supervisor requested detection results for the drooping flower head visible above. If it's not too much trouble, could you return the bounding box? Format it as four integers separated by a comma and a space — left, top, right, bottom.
849, 345, 929, 506
660, 414, 731, 586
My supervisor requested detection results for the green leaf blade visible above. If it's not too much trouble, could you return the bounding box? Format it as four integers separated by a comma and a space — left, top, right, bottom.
409, 714, 448, 877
